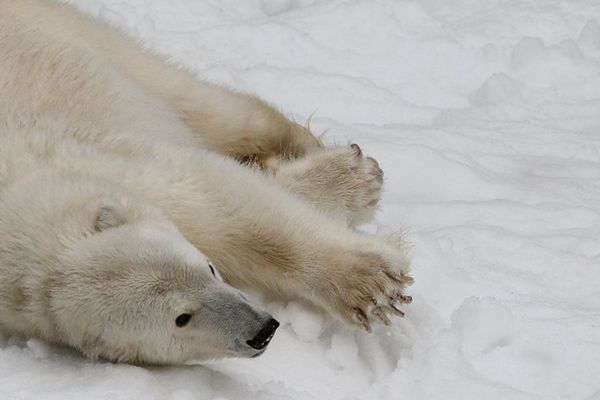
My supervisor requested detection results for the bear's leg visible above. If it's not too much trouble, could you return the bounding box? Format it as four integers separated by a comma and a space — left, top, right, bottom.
145, 153, 412, 331
168, 82, 324, 166
271, 144, 384, 227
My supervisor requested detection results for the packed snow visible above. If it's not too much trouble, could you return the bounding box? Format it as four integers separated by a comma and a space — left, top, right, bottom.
1, 0, 600, 399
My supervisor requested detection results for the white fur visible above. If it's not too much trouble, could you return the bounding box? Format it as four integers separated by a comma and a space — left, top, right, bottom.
0, 0, 412, 364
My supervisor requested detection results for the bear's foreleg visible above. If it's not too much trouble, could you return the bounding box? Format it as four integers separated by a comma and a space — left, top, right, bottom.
147, 155, 412, 331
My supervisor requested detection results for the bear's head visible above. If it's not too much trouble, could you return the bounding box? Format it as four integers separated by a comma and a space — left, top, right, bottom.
57, 202, 279, 364
0, 177, 279, 364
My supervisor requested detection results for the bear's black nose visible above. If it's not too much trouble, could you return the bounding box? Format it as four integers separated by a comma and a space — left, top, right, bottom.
246, 318, 280, 350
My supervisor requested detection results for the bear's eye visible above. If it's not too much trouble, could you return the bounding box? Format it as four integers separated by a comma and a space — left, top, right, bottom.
208, 263, 216, 277
175, 313, 192, 327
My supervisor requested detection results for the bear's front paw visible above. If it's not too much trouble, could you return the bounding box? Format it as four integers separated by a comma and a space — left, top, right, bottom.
319, 242, 413, 331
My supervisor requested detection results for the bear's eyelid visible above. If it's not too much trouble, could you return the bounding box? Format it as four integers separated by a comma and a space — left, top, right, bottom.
208, 263, 216, 277
175, 313, 192, 327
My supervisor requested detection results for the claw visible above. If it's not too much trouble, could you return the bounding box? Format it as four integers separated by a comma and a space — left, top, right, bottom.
354, 308, 372, 332
400, 272, 414, 285
398, 294, 413, 304
388, 302, 405, 317
373, 307, 391, 325
385, 270, 408, 284
389, 292, 412, 304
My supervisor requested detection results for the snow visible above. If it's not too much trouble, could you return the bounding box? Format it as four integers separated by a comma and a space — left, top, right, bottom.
2, 0, 600, 399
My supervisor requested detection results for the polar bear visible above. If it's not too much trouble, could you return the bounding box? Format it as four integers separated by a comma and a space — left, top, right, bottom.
0, 0, 413, 364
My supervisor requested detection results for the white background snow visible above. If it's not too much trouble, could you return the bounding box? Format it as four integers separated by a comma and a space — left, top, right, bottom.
1, 0, 600, 399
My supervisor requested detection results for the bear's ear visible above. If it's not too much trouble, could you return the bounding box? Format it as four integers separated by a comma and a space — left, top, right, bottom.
94, 205, 129, 232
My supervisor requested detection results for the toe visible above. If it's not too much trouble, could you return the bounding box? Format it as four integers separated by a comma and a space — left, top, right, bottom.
351, 143, 363, 157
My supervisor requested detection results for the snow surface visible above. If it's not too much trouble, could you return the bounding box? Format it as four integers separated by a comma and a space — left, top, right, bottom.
2, 0, 600, 399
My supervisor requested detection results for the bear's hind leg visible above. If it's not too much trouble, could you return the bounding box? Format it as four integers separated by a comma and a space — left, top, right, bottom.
173, 85, 324, 166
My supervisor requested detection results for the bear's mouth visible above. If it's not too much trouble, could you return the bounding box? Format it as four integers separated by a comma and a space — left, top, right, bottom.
250, 349, 266, 358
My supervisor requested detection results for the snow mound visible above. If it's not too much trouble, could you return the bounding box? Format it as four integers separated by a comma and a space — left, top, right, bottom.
470, 73, 523, 106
